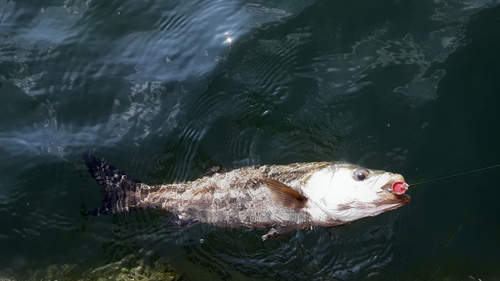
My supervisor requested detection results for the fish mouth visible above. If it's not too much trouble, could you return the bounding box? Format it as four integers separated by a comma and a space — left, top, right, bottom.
378, 173, 411, 204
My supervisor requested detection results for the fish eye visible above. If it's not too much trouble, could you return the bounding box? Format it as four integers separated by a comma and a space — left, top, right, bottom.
353, 168, 369, 181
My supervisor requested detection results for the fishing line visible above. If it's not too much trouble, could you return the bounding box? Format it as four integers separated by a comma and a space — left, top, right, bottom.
410, 163, 500, 186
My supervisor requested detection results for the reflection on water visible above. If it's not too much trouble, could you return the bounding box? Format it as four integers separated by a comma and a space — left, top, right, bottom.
1, 0, 500, 280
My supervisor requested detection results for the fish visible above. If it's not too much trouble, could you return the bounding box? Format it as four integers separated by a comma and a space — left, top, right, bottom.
82, 152, 410, 240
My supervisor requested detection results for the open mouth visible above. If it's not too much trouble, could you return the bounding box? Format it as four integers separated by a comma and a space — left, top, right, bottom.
382, 174, 408, 194
379, 174, 411, 203
377, 184, 412, 205
392, 181, 409, 195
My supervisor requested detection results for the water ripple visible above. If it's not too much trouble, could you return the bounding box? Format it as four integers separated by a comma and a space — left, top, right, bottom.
2, 0, 500, 280
164, 219, 400, 280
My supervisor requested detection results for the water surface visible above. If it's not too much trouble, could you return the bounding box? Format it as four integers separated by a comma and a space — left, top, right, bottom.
1, 0, 500, 280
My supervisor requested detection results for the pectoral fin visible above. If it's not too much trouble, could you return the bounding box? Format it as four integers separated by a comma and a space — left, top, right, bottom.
262, 177, 308, 209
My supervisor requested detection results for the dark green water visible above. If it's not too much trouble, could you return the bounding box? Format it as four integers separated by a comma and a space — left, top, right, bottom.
1, 0, 500, 280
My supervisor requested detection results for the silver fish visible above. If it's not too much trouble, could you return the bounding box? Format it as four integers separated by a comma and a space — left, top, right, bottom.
83, 153, 410, 240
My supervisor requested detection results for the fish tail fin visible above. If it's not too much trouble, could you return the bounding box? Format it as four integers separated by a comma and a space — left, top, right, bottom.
82, 152, 143, 216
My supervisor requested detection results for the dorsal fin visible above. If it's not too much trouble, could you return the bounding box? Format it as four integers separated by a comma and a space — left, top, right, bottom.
205, 166, 232, 176
262, 177, 308, 209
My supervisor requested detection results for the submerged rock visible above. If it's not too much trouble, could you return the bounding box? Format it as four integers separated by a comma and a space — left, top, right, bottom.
83, 261, 181, 281
0, 261, 181, 281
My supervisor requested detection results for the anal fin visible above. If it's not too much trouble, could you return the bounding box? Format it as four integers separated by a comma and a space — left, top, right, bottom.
262, 177, 308, 209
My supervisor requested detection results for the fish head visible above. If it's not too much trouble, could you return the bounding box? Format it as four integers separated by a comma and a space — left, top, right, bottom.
302, 163, 410, 223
